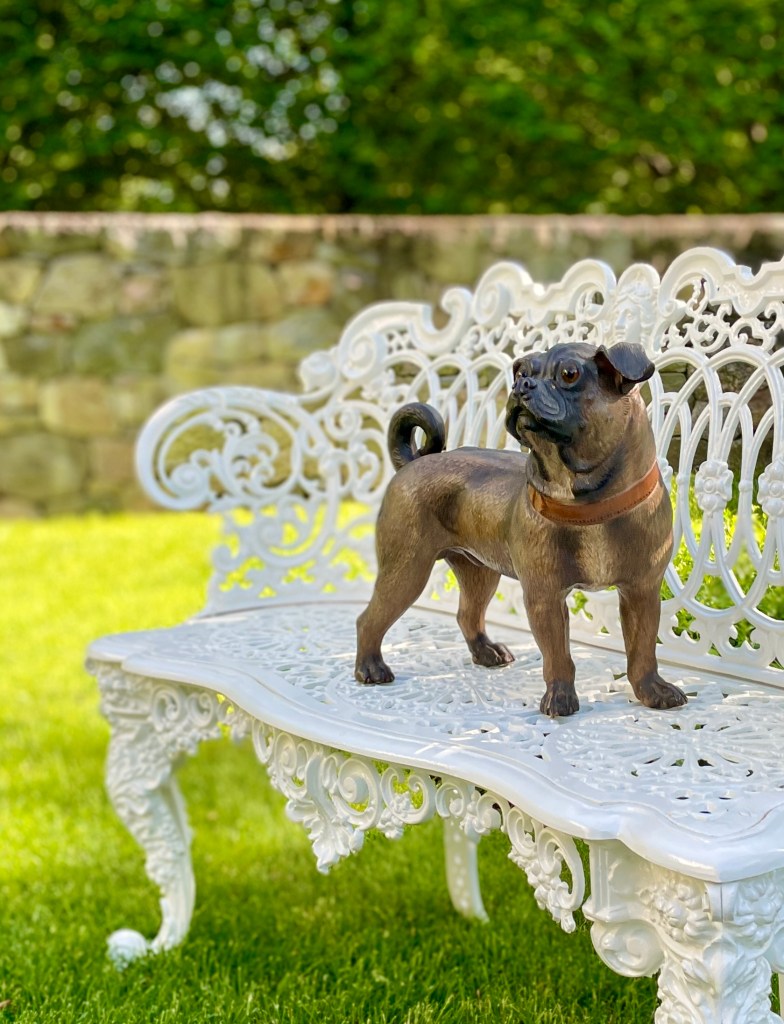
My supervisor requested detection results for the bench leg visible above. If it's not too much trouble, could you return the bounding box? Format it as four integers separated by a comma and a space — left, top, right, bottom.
585, 841, 784, 1023
442, 816, 488, 921
94, 666, 229, 967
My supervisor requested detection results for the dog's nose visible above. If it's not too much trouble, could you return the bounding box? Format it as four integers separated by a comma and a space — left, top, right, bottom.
514, 375, 537, 397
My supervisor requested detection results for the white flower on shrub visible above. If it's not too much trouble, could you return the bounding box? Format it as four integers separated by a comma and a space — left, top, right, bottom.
694, 459, 734, 513
758, 458, 784, 519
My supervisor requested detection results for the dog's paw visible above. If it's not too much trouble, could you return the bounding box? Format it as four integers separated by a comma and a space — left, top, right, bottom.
355, 655, 395, 685
470, 634, 515, 668
634, 673, 687, 710
539, 682, 579, 718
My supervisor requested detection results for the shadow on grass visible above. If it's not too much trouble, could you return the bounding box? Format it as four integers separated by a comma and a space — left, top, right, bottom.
2, 737, 658, 1024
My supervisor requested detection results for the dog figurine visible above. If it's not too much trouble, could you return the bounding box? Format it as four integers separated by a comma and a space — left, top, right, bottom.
354, 341, 687, 717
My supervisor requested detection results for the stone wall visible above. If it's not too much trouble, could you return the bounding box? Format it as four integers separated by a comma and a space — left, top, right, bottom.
2, 211, 784, 516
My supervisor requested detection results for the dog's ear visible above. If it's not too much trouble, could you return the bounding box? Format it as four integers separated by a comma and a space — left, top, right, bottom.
594, 343, 654, 395
512, 356, 525, 377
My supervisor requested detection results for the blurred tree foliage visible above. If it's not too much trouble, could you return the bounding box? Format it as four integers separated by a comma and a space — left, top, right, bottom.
1, 0, 783, 213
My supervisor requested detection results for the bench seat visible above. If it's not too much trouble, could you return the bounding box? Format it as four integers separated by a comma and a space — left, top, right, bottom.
89, 597, 784, 885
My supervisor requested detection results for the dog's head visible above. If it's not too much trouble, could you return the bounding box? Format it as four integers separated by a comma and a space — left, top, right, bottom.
505, 341, 654, 460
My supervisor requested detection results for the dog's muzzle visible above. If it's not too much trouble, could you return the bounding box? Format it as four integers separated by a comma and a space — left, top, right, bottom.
506, 384, 572, 444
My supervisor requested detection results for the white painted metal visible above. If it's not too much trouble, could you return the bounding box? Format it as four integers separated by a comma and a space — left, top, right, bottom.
90, 248, 784, 1020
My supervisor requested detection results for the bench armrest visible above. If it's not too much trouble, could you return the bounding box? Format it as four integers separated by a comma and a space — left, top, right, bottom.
134, 384, 377, 614
135, 385, 324, 513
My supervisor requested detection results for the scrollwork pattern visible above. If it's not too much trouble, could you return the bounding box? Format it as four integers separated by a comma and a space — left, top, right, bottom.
585, 841, 784, 1023
249, 718, 584, 931
94, 665, 249, 966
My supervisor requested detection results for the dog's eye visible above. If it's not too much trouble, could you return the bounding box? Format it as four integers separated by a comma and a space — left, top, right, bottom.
560, 365, 581, 385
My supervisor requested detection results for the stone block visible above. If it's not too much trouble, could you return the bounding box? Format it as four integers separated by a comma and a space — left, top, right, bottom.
118, 270, 172, 315
111, 374, 166, 428
105, 224, 190, 265
1, 225, 100, 257
108, 219, 243, 266
279, 260, 335, 307
259, 309, 342, 364
0, 496, 40, 518
89, 437, 136, 486
118, 481, 156, 512
188, 222, 243, 262
0, 412, 40, 436
45, 492, 94, 515
388, 270, 442, 306
0, 373, 38, 412
0, 259, 43, 304
420, 230, 484, 286
0, 301, 26, 339
0, 432, 87, 501
73, 314, 178, 377
164, 364, 225, 393
164, 328, 217, 375
171, 262, 244, 326
28, 312, 79, 334
244, 264, 284, 321
212, 323, 268, 366
596, 231, 634, 275
221, 361, 300, 391
40, 377, 117, 437
4, 333, 69, 377
245, 230, 316, 264
34, 253, 121, 320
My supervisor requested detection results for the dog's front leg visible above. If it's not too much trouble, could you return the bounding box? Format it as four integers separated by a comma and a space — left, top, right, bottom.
618, 584, 687, 710
523, 590, 579, 717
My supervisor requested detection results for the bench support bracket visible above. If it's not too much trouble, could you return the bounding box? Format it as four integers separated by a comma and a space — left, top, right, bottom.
584, 840, 784, 1023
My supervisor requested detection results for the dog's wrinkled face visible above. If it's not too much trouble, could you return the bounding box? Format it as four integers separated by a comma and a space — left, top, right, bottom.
505, 341, 655, 453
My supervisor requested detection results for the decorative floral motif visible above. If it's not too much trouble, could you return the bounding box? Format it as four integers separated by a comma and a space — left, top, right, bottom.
694, 459, 735, 513
585, 842, 784, 1024
758, 458, 784, 519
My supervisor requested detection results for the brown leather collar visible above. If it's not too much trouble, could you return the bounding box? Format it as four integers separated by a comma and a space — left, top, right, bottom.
528, 460, 662, 526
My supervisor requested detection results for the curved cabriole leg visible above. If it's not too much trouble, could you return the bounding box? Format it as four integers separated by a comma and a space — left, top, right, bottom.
94, 665, 226, 967
442, 815, 488, 921
584, 840, 784, 1023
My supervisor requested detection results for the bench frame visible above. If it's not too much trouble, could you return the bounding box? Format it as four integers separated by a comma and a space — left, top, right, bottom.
87, 248, 784, 1023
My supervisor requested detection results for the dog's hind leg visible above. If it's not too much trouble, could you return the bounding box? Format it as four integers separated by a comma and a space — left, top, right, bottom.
446, 553, 515, 668
355, 548, 436, 685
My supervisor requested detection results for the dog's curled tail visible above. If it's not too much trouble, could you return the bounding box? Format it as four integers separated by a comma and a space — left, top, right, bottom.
388, 402, 446, 471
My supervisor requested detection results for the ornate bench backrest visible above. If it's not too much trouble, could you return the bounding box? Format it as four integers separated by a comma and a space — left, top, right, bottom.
137, 247, 783, 687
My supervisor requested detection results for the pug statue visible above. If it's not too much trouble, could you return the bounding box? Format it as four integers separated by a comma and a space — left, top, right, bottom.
354, 341, 687, 717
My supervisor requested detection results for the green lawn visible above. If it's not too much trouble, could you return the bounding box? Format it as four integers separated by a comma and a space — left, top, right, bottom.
1, 512, 664, 1023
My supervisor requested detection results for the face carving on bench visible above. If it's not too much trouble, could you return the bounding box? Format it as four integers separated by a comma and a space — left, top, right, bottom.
355, 340, 687, 719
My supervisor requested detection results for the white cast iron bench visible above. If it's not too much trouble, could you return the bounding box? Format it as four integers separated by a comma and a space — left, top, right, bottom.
87, 247, 784, 1023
